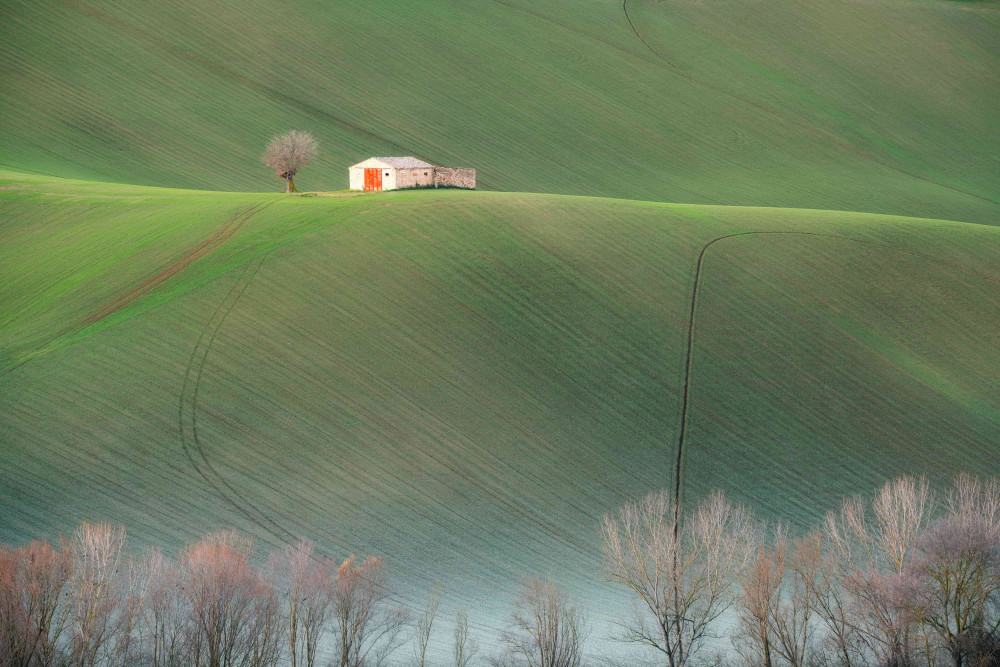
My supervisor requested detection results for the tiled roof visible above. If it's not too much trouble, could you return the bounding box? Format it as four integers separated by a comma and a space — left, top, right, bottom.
375, 157, 435, 168
350, 157, 435, 169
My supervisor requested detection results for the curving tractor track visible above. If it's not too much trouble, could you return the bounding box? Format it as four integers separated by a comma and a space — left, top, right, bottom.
176, 252, 301, 545
673, 230, 1000, 518
615, 0, 1000, 516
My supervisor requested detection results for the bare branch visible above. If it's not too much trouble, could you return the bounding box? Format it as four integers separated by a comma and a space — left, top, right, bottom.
332, 555, 408, 667
179, 530, 283, 667
414, 584, 442, 667
602, 490, 759, 667
454, 610, 480, 667
497, 577, 587, 667
262, 130, 318, 192
69, 522, 126, 666
0, 538, 72, 665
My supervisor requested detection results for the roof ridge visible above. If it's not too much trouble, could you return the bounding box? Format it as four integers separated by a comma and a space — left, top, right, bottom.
350, 156, 436, 169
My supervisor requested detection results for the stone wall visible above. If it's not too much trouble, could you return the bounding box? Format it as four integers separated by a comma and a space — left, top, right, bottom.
434, 167, 476, 189
395, 167, 435, 189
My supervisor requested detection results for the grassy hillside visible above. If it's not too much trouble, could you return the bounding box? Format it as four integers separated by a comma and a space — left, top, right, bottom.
3, 172, 999, 642
1, 0, 998, 224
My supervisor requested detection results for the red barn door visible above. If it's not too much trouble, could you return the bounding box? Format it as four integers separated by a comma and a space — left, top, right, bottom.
364, 168, 382, 191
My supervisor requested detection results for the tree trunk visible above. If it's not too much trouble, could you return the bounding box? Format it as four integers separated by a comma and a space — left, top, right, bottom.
285, 176, 297, 193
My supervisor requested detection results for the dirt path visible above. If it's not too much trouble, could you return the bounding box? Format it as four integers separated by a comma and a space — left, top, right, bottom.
1, 202, 273, 376
78, 203, 269, 328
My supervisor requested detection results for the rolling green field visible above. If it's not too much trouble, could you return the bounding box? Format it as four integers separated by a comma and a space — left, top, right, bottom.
1, 0, 999, 224
2, 0, 1000, 656
2, 172, 999, 643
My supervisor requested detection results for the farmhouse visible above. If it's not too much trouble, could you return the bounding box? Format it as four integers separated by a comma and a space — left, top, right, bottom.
349, 157, 476, 191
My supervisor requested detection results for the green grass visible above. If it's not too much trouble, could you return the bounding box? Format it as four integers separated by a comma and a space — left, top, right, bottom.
2, 172, 999, 639
0, 0, 998, 225
2, 0, 999, 650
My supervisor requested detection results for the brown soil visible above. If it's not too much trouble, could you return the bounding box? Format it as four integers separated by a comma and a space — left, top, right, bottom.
76, 203, 270, 329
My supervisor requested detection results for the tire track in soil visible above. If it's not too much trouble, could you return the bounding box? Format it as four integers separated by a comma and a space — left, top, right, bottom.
674, 230, 1000, 524
1, 203, 269, 377
178, 213, 598, 558
178, 253, 299, 545
488, 0, 655, 63
621, 0, 1000, 211
174, 210, 439, 617
172, 224, 567, 627
61, 0, 495, 191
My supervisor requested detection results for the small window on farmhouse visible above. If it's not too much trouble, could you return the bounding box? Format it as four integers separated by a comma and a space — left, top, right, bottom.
384, 172, 389, 176
424, 172, 428, 176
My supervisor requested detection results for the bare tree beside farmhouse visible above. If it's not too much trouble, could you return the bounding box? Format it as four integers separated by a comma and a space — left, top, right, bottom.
495, 577, 586, 667
602, 490, 759, 667
262, 130, 318, 193
331, 555, 408, 667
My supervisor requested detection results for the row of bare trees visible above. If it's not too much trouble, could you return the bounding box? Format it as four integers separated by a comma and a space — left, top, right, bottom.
601, 474, 1000, 667
0, 524, 577, 667
3, 474, 998, 666
0, 527, 419, 667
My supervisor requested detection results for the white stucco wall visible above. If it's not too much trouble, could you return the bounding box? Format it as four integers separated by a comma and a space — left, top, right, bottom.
349, 167, 364, 191
349, 159, 437, 191
382, 167, 397, 191
349, 165, 399, 191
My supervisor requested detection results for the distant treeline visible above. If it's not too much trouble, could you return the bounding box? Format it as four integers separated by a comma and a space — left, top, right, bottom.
2, 474, 999, 666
